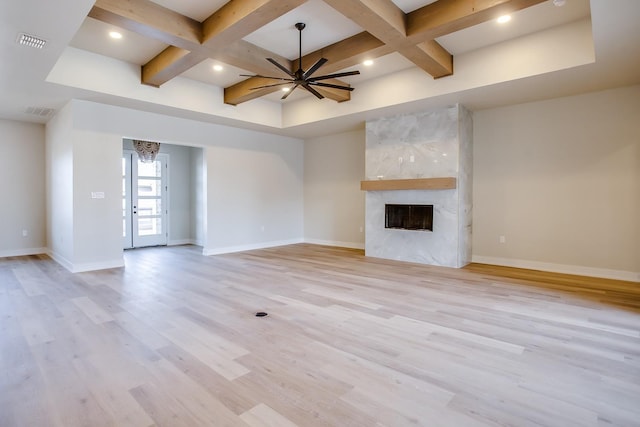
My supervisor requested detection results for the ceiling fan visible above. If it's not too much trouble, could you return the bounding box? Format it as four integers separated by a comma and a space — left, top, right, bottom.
242, 23, 360, 100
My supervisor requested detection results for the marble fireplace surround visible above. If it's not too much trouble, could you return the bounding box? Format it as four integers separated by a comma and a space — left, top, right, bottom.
363, 105, 472, 268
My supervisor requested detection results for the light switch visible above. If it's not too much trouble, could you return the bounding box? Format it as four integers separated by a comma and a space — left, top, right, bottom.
91, 191, 105, 199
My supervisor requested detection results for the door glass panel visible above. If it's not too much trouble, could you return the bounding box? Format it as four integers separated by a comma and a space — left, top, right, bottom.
137, 179, 161, 197
138, 160, 161, 177
137, 198, 162, 216
138, 217, 161, 236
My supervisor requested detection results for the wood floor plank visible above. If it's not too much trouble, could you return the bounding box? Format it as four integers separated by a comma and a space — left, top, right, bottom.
240, 403, 299, 427
1, 244, 639, 426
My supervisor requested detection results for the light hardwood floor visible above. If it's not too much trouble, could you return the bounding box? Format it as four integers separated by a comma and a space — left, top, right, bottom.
1, 244, 639, 427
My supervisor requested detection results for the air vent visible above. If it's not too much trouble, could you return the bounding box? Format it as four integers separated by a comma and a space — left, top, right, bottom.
17, 33, 47, 49
25, 106, 54, 117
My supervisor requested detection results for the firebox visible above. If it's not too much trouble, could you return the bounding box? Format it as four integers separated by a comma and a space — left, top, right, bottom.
385, 204, 433, 231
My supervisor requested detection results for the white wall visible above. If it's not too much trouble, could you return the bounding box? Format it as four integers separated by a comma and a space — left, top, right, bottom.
72, 129, 123, 269
46, 100, 303, 270
0, 119, 46, 256
473, 85, 640, 281
304, 129, 365, 249
204, 137, 303, 254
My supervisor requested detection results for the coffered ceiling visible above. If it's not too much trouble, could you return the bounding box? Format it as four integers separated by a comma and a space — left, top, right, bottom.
1, 0, 639, 138
70, 0, 584, 104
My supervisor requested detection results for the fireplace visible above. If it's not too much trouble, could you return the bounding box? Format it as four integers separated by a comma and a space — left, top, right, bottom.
364, 105, 472, 267
385, 204, 433, 231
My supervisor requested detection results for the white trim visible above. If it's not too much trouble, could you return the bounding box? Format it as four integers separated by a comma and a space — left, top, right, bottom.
47, 249, 124, 273
471, 255, 640, 283
203, 238, 304, 256
71, 259, 125, 273
0, 247, 47, 258
168, 239, 196, 246
304, 239, 365, 250
46, 249, 74, 271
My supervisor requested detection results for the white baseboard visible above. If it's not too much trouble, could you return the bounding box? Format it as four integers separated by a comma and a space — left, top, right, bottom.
203, 238, 304, 256
304, 239, 365, 250
471, 255, 640, 283
47, 249, 124, 273
168, 239, 196, 246
71, 259, 125, 273
0, 247, 47, 258
46, 249, 74, 271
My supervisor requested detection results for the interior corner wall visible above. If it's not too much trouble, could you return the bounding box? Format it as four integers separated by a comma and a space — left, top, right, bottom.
0, 119, 46, 257
472, 84, 640, 282
46, 103, 75, 267
303, 129, 366, 249
191, 147, 206, 247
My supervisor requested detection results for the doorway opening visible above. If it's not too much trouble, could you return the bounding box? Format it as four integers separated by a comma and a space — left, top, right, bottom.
122, 150, 168, 249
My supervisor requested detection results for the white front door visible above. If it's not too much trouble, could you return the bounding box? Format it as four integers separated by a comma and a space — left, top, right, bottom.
122, 151, 168, 248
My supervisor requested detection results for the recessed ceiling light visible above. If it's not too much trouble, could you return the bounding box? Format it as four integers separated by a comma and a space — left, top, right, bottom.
363, 59, 374, 66
553, 0, 566, 6
212, 64, 223, 72
282, 87, 291, 92
109, 31, 123, 39
497, 15, 511, 23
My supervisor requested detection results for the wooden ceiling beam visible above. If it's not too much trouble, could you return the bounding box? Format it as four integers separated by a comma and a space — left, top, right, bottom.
218, 40, 293, 77
322, 0, 452, 77
224, 77, 283, 105
144, 0, 306, 86
142, 48, 208, 88
406, 0, 548, 41
89, 0, 201, 49
299, 31, 392, 74
92, 0, 307, 87
202, 0, 307, 48
91, 0, 547, 104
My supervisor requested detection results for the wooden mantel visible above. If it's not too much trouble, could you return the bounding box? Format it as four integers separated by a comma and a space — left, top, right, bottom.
360, 177, 456, 191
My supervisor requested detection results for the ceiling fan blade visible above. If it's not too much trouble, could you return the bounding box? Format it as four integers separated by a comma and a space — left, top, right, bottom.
302, 83, 325, 99
303, 58, 328, 79
281, 84, 299, 100
267, 58, 295, 78
309, 81, 355, 91
240, 74, 293, 81
249, 82, 294, 90
308, 70, 361, 82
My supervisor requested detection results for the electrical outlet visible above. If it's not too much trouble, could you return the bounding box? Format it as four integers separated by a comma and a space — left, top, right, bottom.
22, 229, 28, 237
499, 235, 506, 244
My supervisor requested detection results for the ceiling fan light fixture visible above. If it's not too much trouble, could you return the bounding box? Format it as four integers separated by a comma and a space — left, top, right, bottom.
243, 23, 360, 101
